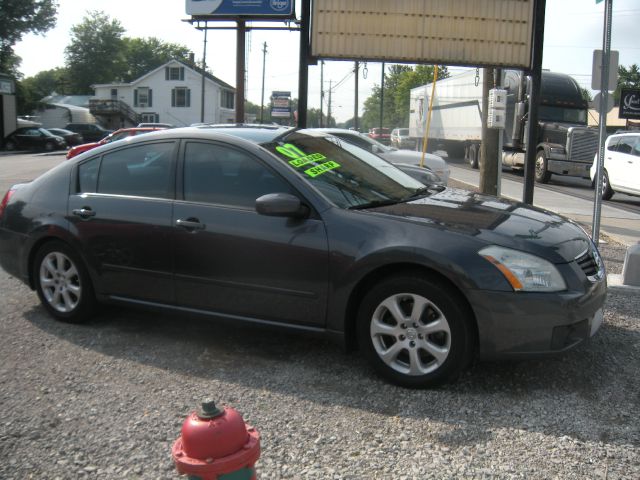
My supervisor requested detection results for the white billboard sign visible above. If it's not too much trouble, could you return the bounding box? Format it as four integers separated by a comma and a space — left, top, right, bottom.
311, 0, 535, 69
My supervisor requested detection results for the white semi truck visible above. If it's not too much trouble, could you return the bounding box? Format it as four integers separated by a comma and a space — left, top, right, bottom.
409, 69, 599, 183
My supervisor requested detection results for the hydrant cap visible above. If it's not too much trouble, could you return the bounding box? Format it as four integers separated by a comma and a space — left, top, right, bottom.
198, 399, 223, 419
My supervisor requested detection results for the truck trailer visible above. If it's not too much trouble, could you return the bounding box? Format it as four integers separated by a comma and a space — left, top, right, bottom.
409, 69, 599, 183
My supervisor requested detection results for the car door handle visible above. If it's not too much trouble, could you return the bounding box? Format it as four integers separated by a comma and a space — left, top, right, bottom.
176, 218, 205, 230
72, 207, 96, 219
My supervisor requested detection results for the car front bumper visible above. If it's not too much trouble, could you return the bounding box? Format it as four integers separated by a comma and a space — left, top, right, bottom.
467, 278, 607, 358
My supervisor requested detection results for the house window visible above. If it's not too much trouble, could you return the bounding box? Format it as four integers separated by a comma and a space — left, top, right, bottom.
172, 87, 191, 107
221, 90, 235, 109
165, 66, 185, 81
141, 113, 159, 123
110, 88, 117, 99
134, 87, 152, 107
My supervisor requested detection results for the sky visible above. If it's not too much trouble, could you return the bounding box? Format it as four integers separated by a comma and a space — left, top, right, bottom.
12, 0, 640, 123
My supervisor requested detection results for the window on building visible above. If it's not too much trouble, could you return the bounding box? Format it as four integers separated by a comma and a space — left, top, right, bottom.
172, 87, 191, 108
134, 87, 152, 108
165, 66, 185, 81
221, 90, 235, 109
141, 113, 160, 123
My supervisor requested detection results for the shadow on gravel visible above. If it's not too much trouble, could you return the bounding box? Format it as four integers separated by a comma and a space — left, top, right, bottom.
23, 300, 640, 448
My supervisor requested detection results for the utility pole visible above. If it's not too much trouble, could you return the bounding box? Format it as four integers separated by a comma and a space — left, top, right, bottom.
260, 42, 267, 124
379, 62, 385, 133
327, 80, 332, 127
297, 0, 311, 127
235, 20, 246, 123
480, 68, 500, 195
319, 60, 324, 127
200, 24, 208, 123
354, 61, 359, 131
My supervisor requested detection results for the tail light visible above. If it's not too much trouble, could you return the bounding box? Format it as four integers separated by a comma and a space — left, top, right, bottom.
0, 188, 16, 220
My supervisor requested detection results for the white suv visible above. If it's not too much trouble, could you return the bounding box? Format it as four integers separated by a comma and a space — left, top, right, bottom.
590, 132, 640, 200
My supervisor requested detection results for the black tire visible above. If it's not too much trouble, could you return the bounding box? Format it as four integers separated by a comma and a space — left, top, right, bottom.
44, 141, 55, 152
467, 144, 479, 169
357, 275, 474, 388
5, 140, 16, 151
534, 151, 551, 183
33, 240, 95, 323
602, 170, 614, 200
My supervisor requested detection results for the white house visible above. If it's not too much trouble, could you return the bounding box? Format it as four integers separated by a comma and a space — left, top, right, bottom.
91, 59, 236, 128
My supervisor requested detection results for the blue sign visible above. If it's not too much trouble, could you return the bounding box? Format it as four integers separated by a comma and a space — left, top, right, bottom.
186, 0, 294, 17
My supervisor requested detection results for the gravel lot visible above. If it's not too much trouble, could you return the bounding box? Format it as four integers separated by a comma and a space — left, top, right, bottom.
1, 204, 638, 478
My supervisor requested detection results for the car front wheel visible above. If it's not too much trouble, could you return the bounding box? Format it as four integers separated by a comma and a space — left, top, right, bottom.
357, 275, 474, 388
34, 241, 95, 323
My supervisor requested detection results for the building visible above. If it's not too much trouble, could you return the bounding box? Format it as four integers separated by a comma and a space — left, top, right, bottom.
91, 59, 236, 128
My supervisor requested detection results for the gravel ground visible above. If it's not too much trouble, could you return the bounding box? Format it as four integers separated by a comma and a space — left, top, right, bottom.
1, 221, 638, 479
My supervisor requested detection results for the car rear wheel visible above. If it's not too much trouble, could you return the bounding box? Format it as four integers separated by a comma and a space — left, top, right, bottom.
357, 275, 474, 388
5, 140, 16, 151
34, 241, 95, 323
44, 141, 55, 151
602, 170, 614, 200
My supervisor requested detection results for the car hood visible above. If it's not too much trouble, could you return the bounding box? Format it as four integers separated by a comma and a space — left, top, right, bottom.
367, 188, 592, 263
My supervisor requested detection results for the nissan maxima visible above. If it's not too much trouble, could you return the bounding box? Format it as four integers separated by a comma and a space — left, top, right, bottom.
0, 126, 606, 388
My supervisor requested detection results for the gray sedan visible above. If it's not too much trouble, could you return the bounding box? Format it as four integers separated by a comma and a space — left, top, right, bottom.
0, 126, 606, 388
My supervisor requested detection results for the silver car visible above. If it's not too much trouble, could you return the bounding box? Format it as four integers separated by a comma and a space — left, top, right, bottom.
317, 128, 450, 184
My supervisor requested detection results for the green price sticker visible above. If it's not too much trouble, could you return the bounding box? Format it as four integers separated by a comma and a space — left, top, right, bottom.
304, 161, 341, 178
289, 152, 326, 168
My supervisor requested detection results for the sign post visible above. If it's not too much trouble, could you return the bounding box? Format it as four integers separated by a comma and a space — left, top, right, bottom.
592, 0, 615, 246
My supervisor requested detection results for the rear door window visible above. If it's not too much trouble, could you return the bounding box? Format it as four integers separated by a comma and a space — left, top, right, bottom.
96, 142, 175, 198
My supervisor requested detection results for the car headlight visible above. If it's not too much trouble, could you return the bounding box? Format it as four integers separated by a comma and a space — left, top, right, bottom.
479, 245, 567, 292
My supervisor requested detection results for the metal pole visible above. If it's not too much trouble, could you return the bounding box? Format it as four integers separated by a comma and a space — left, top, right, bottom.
327, 80, 332, 126
319, 60, 324, 127
592, 0, 613, 246
200, 24, 208, 123
420, 65, 439, 167
235, 20, 246, 123
297, 0, 311, 127
260, 42, 267, 124
354, 61, 359, 131
522, 0, 547, 205
379, 62, 385, 133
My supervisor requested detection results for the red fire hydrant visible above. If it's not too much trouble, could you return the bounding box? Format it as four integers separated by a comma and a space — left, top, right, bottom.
172, 400, 260, 480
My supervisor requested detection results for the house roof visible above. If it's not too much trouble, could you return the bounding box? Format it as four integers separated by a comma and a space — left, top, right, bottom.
92, 59, 235, 92
40, 94, 92, 108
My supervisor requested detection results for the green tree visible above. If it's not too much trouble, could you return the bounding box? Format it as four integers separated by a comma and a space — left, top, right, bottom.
361, 64, 448, 132
0, 0, 58, 76
121, 37, 191, 82
614, 64, 640, 105
64, 11, 126, 93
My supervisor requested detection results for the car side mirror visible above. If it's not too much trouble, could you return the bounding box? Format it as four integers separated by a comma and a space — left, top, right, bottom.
256, 193, 309, 219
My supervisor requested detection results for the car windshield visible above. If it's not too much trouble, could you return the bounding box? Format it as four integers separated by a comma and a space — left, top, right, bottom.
539, 106, 587, 124
262, 131, 428, 209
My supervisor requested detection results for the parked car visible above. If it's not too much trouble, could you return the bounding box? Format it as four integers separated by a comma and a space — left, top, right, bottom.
0, 126, 606, 388
390, 128, 414, 149
65, 123, 113, 143
66, 127, 167, 159
46, 128, 84, 146
317, 128, 450, 184
368, 127, 391, 145
3, 127, 66, 151
590, 132, 640, 200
